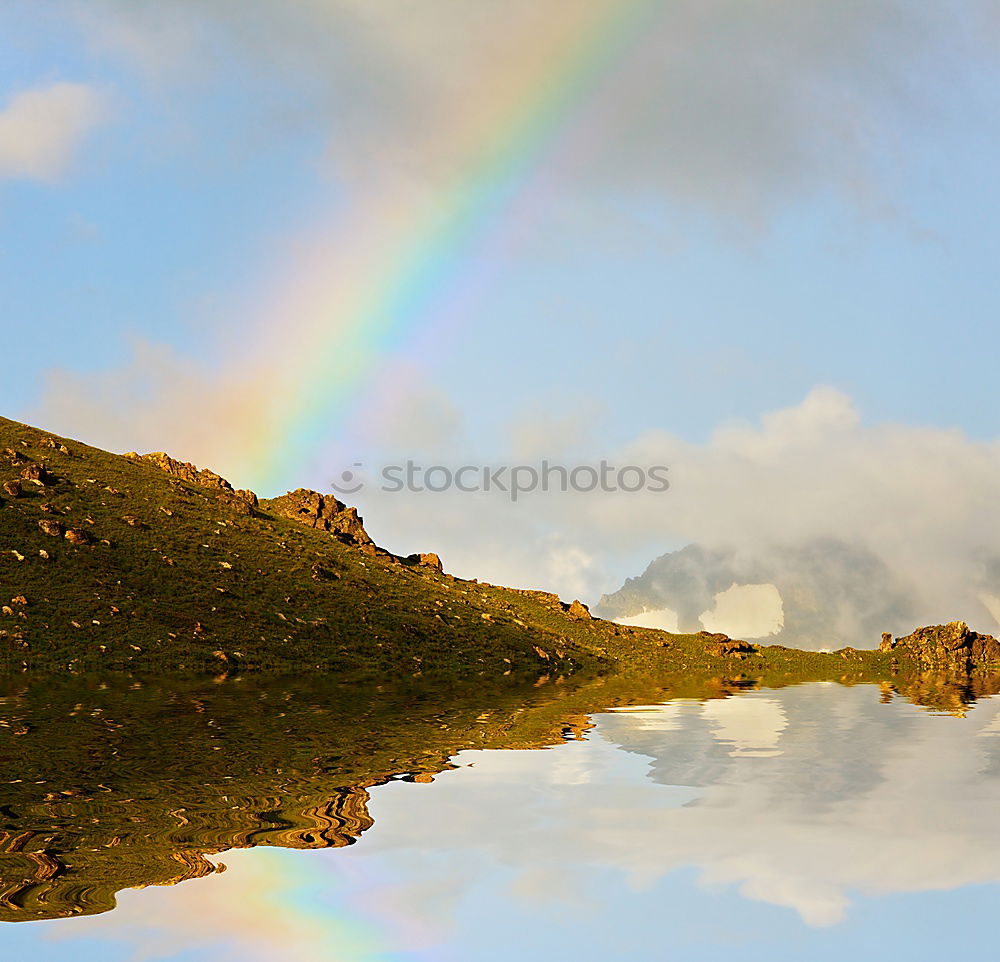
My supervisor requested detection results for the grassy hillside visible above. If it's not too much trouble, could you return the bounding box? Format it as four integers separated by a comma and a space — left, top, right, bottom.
0, 416, 610, 673
0, 414, 965, 680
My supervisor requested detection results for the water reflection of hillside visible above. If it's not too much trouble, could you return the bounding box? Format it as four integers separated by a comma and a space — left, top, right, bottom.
0, 671, 621, 922
2, 668, 997, 923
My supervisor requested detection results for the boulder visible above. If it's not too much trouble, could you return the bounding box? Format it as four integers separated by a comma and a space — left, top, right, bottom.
567, 599, 592, 620
64, 528, 93, 546
265, 489, 374, 547
20, 463, 54, 485
405, 552, 443, 572
37, 519, 63, 537
707, 637, 759, 658
234, 489, 258, 510
891, 622, 1000, 671
2, 480, 21, 498
137, 452, 227, 489
216, 490, 255, 516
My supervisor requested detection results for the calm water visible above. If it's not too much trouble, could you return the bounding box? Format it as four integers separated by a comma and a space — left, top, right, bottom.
2, 676, 999, 960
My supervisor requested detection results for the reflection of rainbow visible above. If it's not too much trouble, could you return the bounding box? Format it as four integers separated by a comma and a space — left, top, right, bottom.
247, 0, 665, 491
165, 835, 464, 961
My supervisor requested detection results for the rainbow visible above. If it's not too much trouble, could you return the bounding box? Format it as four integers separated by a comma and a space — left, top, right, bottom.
246, 0, 667, 492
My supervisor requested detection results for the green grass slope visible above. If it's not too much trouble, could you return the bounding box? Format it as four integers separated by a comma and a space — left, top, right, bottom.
0, 414, 933, 679
0, 417, 609, 673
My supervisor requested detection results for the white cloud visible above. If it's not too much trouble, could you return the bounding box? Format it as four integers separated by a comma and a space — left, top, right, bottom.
0, 82, 109, 181
67, 1, 990, 212
614, 608, 680, 633
600, 388, 1000, 632
346, 387, 1000, 639
699, 583, 785, 639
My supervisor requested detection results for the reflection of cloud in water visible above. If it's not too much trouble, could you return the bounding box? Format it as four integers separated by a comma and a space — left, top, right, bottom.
700, 696, 787, 756
603, 702, 688, 732
608, 697, 788, 755
353, 686, 1000, 932
598, 687, 1000, 924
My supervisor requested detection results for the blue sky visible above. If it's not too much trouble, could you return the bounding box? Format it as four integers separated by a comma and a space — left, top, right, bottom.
4, 2, 999, 440
3, 2, 1000, 607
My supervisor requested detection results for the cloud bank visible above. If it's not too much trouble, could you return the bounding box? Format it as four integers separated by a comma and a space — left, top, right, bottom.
67, 0, 983, 212
338, 387, 1000, 644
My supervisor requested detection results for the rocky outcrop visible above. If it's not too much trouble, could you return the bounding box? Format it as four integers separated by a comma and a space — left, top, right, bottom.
566, 599, 592, 620
888, 622, 1000, 671
127, 452, 258, 514
264, 489, 373, 547
404, 552, 443, 572
220, 489, 258, 516
130, 451, 226, 489
701, 633, 758, 658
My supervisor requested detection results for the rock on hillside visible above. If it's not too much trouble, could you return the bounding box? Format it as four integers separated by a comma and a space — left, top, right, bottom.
262, 488, 374, 548
884, 622, 1000, 671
